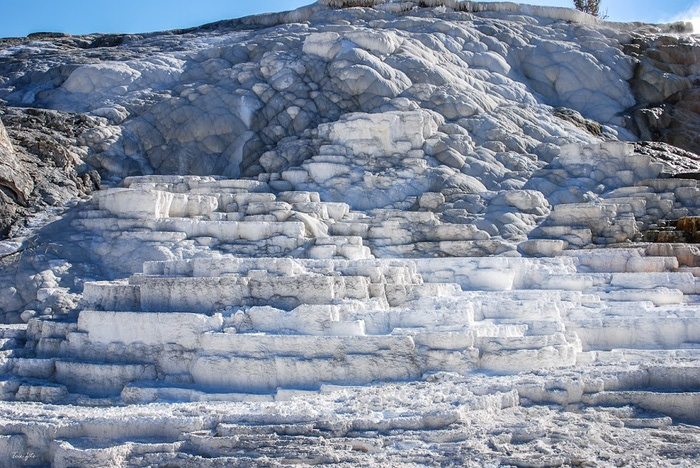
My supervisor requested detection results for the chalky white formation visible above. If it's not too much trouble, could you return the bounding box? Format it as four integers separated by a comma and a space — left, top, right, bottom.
2, 0, 700, 465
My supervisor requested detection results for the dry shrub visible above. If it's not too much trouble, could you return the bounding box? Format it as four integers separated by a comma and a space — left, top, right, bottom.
319, 0, 385, 8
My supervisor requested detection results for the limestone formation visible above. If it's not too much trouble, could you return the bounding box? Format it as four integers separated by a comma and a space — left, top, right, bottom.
1, 1, 700, 465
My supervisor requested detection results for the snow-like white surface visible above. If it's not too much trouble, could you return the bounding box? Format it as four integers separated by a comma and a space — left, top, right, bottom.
3, 174, 700, 464
0, 0, 638, 185
2, 372, 700, 466
2, 1, 700, 465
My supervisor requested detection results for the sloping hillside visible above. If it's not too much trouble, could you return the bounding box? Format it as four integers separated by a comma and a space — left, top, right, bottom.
2, 1, 700, 465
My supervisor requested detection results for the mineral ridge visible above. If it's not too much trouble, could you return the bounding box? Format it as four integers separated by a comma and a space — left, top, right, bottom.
2, 1, 700, 465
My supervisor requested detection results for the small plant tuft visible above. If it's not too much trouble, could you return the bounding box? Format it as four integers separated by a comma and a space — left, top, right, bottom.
319, 0, 385, 8
573, 0, 604, 18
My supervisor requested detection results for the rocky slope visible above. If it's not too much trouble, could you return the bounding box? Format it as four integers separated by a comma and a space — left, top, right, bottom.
2, 0, 700, 465
0, 0, 698, 319
0, 108, 100, 238
0, 2, 698, 237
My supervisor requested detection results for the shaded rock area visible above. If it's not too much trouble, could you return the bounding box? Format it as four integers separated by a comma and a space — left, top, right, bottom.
627, 34, 700, 155
644, 216, 700, 243
0, 119, 31, 237
634, 140, 700, 174
0, 107, 100, 238
0, 0, 638, 187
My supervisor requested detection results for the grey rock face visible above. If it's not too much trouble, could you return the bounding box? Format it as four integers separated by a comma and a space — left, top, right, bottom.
627, 34, 700, 155
0, 119, 32, 238
2, 3, 700, 466
0, 107, 100, 237
0, 1, 634, 186
0, 118, 31, 204
0, 1, 699, 320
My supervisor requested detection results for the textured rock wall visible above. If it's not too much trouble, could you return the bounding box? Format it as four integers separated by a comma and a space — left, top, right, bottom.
627, 34, 700, 156
0, 2, 694, 228
0, 1, 636, 186
0, 118, 32, 238
0, 108, 100, 237
2, 4, 700, 465
0, 2, 695, 240
1, 1, 700, 318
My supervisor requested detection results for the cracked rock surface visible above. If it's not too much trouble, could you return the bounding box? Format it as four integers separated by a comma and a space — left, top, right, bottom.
2, 1, 700, 466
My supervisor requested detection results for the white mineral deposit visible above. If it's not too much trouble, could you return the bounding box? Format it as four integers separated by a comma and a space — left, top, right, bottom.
1, 0, 700, 465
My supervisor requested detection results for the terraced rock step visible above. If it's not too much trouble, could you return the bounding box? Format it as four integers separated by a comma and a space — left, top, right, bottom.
3, 170, 700, 408
4, 1, 700, 465
7, 250, 700, 405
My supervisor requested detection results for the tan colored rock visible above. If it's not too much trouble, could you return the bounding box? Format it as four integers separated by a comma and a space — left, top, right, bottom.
0, 119, 32, 205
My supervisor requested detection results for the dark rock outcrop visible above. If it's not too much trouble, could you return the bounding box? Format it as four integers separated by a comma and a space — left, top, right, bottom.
627, 34, 700, 155
0, 107, 100, 237
0, 118, 31, 203
633, 140, 700, 175
0, 118, 32, 238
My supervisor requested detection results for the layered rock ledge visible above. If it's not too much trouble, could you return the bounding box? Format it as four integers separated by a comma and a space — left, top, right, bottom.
2, 1, 700, 466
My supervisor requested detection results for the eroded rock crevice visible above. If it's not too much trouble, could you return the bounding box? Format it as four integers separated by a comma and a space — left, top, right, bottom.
0, 107, 101, 238
626, 33, 700, 156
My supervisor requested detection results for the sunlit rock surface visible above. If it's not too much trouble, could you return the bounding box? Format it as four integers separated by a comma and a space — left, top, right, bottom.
2, 0, 700, 465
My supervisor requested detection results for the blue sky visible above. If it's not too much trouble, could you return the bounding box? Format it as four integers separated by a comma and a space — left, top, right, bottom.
2, 1, 700, 38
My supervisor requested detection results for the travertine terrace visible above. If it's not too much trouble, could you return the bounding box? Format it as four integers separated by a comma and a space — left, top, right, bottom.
1, 1, 700, 465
